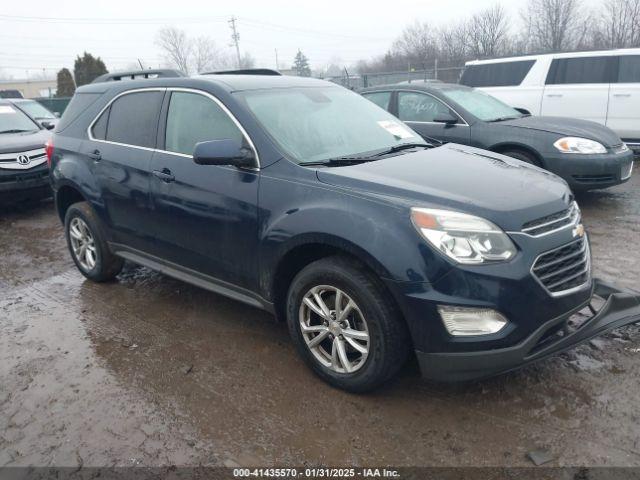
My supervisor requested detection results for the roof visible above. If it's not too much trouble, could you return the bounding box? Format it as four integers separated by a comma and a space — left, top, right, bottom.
465, 47, 640, 66
360, 82, 471, 93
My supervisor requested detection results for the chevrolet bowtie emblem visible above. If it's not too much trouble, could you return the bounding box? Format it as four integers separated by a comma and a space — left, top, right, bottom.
573, 224, 585, 238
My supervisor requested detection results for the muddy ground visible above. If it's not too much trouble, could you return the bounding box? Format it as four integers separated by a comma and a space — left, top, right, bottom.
1, 164, 640, 469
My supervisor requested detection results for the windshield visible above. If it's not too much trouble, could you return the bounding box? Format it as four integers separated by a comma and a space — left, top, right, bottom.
17, 100, 56, 119
239, 86, 426, 164
441, 88, 522, 122
0, 104, 40, 133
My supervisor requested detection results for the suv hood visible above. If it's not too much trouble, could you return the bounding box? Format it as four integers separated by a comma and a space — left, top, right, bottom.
316, 144, 572, 232
0, 129, 50, 154
498, 116, 621, 147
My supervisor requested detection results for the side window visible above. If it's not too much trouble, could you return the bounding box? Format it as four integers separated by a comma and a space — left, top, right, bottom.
91, 107, 109, 140
362, 91, 392, 111
165, 91, 244, 156
398, 92, 453, 123
460, 60, 535, 87
617, 56, 640, 83
546, 57, 611, 85
105, 91, 164, 148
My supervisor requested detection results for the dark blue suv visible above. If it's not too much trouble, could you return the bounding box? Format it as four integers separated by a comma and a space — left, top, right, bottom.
48, 71, 640, 392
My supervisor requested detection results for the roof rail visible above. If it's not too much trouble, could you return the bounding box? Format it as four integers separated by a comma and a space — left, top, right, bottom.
92, 69, 185, 83
201, 68, 282, 76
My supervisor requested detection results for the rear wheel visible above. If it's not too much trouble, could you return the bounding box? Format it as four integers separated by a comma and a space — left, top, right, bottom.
500, 149, 541, 167
286, 256, 410, 392
64, 202, 124, 282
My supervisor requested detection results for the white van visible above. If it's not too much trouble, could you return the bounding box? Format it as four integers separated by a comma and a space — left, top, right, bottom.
462, 49, 640, 152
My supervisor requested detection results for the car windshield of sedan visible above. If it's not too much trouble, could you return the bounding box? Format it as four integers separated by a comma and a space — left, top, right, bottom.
441, 88, 524, 122
18, 100, 56, 120
0, 104, 40, 133
239, 86, 427, 164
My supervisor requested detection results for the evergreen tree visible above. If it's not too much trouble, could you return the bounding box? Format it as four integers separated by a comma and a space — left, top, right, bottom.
55, 68, 76, 97
73, 52, 108, 87
293, 50, 311, 77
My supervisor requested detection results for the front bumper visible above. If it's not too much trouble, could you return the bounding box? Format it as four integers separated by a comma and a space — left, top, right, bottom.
543, 149, 634, 190
416, 279, 640, 381
0, 163, 51, 200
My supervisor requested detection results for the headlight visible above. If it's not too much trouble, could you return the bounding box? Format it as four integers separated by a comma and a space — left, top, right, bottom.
554, 137, 607, 154
410, 208, 517, 264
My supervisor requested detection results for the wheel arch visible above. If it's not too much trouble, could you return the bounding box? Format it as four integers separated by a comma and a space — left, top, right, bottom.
269, 234, 395, 322
55, 182, 89, 223
489, 142, 545, 167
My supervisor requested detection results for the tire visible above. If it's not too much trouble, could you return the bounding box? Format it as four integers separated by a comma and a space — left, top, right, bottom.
64, 202, 124, 282
286, 255, 411, 392
501, 149, 541, 167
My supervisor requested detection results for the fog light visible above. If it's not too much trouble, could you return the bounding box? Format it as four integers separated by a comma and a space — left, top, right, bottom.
437, 306, 508, 336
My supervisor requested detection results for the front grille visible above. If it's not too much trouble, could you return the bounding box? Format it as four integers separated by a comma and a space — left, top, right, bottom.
622, 161, 634, 180
572, 174, 615, 184
532, 237, 590, 295
521, 201, 579, 237
0, 148, 47, 170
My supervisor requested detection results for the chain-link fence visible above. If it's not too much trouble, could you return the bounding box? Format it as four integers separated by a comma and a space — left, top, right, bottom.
328, 66, 465, 90
35, 97, 71, 115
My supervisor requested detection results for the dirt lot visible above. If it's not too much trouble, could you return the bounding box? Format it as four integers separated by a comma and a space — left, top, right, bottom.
1, 164, 640, 469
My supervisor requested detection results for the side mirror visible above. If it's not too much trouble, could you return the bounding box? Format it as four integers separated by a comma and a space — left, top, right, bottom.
54, 112, 61, 118
434, 111, 459, 125
41, 120, 55, 130
514, 107, 531, 116
193, 139, 255, 168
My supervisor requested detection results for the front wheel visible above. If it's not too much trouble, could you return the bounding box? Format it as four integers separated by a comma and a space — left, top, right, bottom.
286, 256, 410, 392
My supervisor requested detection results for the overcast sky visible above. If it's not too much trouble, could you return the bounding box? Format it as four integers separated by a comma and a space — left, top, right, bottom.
1, 0, 536, 79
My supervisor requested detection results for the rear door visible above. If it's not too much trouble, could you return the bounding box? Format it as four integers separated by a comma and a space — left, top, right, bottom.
86, 89, 164, 252
541, 56, 613, 125
607, 55, 640, 142
149, 89, 260, 290
396, 91, 470, 144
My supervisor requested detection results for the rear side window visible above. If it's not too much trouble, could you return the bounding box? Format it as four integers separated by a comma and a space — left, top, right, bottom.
57, 92, 102, 132
105, 91, 164, 148
617, 56, 640, 83
165, 91, 243, 156
362, 91, 392, 111
546, 57, 611, 85
91, 108, 109, 140
460, 60, 535, 87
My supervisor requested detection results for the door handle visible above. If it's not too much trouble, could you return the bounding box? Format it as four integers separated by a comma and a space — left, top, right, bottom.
152, 169, 175, 183
613, 93, 631, 97
546, 94, 563, 98
88, 149, 101, 161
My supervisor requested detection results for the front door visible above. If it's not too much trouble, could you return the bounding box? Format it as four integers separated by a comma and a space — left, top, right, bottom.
149, 89, 260, 290
396, 91, 470, 145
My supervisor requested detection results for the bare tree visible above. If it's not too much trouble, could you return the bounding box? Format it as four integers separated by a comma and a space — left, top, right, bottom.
598, 0, 640, 47
522, 0, 589, 52
392, 21, 438, 69
193, 36, 233, 73
438, 23, 469, 64
156, 27, 193, 74
467, 4, 510, 57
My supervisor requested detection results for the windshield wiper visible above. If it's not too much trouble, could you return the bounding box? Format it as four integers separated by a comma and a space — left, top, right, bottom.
0, 129, 32, 134
302, 156, 375, 167
369, 142, 431, 158
487, 116, 521, 123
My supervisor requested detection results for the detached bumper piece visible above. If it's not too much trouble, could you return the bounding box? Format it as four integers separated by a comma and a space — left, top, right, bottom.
417, 279, 640, 382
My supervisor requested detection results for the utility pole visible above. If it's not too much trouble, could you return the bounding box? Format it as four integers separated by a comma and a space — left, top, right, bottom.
229, 16, 242, 68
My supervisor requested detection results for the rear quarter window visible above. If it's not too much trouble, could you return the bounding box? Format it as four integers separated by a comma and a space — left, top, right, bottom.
56, 92, 103, 132
460, 60, 535, 87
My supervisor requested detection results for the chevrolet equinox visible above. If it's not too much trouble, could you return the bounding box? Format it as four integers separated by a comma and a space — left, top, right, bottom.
48, 70, 640, 392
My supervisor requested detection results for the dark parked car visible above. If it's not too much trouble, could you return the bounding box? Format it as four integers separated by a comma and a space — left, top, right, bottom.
7, 99, 60, 130
360, 83, 635, 191
49, 71, 640, 391
0, 100, 52, 202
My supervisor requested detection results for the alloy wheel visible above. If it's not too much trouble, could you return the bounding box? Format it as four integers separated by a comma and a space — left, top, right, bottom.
69, 217, 97, 271
298, 285, 370, 374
